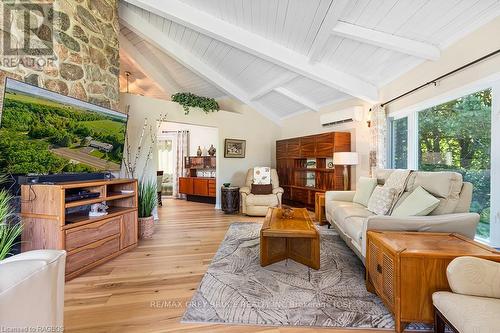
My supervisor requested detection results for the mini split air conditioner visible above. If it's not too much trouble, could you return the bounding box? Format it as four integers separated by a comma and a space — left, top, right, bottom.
320, 106, 364, 127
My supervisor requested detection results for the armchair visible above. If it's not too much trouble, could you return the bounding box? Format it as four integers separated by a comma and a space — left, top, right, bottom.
433, 256, 500, 333
0, 250, 66, 329
240, 168, 283, 216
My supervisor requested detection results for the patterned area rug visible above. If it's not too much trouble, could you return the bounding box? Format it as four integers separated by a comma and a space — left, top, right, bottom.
183, 222, 401, 329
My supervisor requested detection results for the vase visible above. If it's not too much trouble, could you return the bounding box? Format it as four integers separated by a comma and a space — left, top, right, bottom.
208, 144, 216, 156
197, 146, 202, 156
138, 216, 154, 239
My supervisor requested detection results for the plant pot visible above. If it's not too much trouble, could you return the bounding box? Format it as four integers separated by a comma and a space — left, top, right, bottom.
138, 216, 154, 239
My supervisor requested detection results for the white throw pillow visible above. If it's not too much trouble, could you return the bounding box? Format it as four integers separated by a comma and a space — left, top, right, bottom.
353, 177, 378, 206
367, 186, 398, 215
391, 186, 440, 217
253, 167, 271, 184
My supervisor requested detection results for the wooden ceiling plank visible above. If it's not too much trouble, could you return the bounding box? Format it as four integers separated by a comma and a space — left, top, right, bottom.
121, 0, 379, 102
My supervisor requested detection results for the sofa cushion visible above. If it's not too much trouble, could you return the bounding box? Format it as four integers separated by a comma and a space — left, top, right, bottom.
405, 171, 463, 215
342, 216, 365, 247
392, 186, 440, 217
367, 186, 398, 215
353, 177, 377, 206
329, 202, 374, 222
433, 291, 500, 333
245, 193, 278, 207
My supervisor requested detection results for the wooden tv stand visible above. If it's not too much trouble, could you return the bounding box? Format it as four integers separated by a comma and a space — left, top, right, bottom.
20, 178, 138, 280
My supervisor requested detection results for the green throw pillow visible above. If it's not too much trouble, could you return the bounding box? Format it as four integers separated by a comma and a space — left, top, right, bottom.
353, 177, 378, 206
391, 186, 440, 217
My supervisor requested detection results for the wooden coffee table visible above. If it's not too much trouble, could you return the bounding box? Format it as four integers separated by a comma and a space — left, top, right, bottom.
260, 208, 320, 269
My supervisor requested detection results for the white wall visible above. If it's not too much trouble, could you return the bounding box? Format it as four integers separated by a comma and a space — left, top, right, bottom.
158, 122, 218, 156
279, 98, 372, 188
121, 93, 280, 208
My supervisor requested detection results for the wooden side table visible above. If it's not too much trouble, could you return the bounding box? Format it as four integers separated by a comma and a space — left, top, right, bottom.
221, 186, 239, 214
314, 192, 327, 225
366, 231, 500, 333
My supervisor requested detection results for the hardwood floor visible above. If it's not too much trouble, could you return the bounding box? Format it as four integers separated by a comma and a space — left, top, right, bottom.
64, 199, 389, 333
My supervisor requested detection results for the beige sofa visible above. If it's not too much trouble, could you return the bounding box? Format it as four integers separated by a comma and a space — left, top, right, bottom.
325, 169, 479, 262
240, 168, 283, 216
0, 250, 66, 329
433, 256, 500, 333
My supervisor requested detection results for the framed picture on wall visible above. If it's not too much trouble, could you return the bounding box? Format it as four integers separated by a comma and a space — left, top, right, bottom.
224, 139, 246, 158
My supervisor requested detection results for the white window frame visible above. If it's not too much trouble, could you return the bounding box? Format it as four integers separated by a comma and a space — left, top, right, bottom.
388, 73, 500, 247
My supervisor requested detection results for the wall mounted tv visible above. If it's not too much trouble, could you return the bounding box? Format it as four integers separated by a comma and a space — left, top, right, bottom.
0, 78, 128, 174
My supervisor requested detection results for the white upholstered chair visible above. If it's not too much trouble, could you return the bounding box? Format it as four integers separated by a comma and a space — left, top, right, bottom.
240, 168, 283, 216
433, 256, 500, 333
0, 250, 66, 329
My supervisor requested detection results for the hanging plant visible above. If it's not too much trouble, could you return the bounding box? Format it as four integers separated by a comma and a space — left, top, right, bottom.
171, 92, 219, 115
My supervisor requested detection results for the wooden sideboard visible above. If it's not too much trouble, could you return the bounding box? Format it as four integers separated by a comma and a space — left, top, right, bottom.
276, 132, 351, 208
366, 231, 500, 333
20, 179, 138, 280
179, 177, 216, 199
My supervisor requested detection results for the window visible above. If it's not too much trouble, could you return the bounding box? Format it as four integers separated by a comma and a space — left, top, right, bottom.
417, 89, 491, 238
389, 117, 408, 169
389, 88, 493, 240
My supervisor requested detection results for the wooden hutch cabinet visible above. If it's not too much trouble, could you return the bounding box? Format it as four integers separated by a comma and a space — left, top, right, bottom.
276, 132, 351, 208
179, 156, 216, 202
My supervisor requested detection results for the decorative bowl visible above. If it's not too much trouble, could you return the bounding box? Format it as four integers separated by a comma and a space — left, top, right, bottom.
223, 183, 231, 187
282, 207, 294, 219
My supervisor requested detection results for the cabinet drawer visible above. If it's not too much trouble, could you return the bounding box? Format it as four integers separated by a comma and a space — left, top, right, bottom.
65, 216, 121, 251
193, 178, 209, 196
291, 188, 308, 203
66, 236, 120, 273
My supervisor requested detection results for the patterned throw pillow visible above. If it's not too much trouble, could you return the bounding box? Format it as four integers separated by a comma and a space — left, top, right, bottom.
367, 186, 398, 215
253, 167, 271, 185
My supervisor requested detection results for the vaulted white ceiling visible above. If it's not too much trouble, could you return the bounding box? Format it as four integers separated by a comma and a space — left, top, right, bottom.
118, 0, 500, 123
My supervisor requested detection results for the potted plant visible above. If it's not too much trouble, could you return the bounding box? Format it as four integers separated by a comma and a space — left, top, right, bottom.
138, 180, 157, 239
0, 175, 22, 260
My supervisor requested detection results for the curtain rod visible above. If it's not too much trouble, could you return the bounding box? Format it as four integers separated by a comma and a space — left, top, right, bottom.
380, 48, 500, 107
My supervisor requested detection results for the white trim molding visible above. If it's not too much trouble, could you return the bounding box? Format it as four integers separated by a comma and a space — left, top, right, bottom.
332, 21, 441, 61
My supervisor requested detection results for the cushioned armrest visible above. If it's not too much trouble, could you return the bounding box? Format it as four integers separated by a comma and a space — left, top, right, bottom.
239, 186, 250, 195
446, 256, 500, 298
365, 213, 480, 239
272, 187, 284, 194
325, 191, 355, 202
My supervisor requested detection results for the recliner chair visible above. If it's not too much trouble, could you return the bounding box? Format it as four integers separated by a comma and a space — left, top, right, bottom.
240, 168, 283, 216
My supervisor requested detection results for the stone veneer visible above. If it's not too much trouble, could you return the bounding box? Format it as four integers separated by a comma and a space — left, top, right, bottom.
0, 0, 120, 110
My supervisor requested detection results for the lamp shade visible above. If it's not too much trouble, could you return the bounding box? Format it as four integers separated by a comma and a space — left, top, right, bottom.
333, 152, 359, 165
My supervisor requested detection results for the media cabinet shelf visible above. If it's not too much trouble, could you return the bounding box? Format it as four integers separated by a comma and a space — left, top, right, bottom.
64, 207, 138, 227
21, 178, 138, 280
64, 192, 135, 208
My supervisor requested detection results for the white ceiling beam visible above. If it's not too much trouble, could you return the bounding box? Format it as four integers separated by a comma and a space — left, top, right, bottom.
119, 34, 182, 95
250, 72, 298, 100
273, 87, 320, 112
118, 9, 282, 125
307, 0, 350, 64
332, 21, 441, 61
121, 0, 379, 102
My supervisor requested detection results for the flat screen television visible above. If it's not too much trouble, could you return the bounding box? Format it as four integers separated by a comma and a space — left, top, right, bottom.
0, 78, 128, 174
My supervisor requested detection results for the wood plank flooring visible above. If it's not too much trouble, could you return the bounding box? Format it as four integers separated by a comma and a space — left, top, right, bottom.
64, 199, 390, 333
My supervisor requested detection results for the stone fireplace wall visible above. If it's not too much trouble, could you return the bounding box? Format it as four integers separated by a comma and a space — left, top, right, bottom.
0, 0, 120, 110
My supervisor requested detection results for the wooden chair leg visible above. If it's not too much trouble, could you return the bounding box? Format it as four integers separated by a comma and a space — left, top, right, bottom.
434, 307, 446, 333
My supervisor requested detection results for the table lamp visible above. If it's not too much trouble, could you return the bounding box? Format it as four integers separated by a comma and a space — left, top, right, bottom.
333, 152, 359, 190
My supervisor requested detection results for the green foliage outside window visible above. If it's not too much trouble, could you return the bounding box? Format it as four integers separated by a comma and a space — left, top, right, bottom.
417, 89, 491, 238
